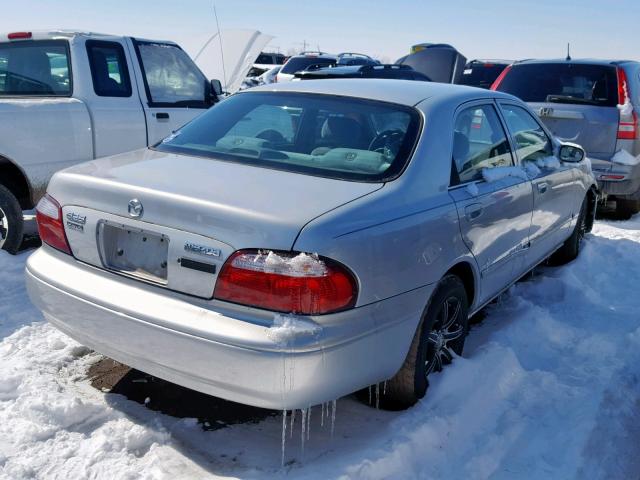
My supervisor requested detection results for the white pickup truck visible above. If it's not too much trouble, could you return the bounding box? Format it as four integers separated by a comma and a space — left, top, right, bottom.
0, 30, 221, 253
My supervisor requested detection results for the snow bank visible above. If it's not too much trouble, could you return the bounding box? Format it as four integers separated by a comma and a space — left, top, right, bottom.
2, 214, 640, 478
612, 149, 640, 166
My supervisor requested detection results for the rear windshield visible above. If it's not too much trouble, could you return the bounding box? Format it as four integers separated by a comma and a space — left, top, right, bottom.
0, 40, 71, 96
155, 92, 421, 182
496, 63, 619, 106
459, 64, 508, 89
281, 57, 336, 74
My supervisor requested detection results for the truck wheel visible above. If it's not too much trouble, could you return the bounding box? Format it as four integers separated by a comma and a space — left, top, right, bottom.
550, 196, 587, 265
616, 198, 640, 220
0, 184, 24, 254
379, 275, 469, 410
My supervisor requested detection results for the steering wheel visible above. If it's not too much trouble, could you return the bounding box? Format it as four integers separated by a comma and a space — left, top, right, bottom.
368, 129, 405, 157
256, 129, 286, 144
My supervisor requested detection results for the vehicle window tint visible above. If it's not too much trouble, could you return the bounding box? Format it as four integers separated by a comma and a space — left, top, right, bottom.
135, 41, 207, 106
86, 41, 131, 97
280, 57, 336, 74
0, 40, 71, 96
495, 63, 618, 106
452, 104, 513, 184
501, 104, 552, 163
156, 92, 420, 182
458, 64, 508, 89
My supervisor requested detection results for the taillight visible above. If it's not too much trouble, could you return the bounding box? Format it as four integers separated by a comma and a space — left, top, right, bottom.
36, 194, 71, 254
490, 64, 511, 90
213, 250, 358, 315
8, 32, 32, 40
617, 67, 637, 140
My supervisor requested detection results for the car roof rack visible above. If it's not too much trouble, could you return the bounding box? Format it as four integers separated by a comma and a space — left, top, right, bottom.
360, 64, 412, 71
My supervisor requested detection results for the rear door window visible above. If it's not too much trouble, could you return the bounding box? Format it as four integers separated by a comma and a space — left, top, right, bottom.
495, 63, 618, 106
134, 40, 208, 107
0, 40, 71, 96
451, 104, 513, 184
500, 104, 553, 163
86, 40, 131, 97
280, 57, 336, 74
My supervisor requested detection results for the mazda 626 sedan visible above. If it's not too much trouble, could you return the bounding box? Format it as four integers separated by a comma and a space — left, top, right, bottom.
26, 80, 597, 410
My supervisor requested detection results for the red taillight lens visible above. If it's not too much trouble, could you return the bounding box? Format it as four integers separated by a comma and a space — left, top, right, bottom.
490, 64, 511, 90
213, 250, 358, 315
617, 67, 637, 140
8, 32, 32, 40
36, 194, 71, 254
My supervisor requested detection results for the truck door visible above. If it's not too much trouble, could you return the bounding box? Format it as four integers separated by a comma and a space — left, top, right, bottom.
82, 38, 147, 158
127, 39, 211, 145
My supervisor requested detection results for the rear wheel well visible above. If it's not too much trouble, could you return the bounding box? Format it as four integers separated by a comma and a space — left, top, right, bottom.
445, 262, 475, 308
0, 158, 32, 210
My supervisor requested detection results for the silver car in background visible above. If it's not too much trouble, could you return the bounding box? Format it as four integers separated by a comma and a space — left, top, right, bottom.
26, 80, 597, 410
493, 59, 640, 217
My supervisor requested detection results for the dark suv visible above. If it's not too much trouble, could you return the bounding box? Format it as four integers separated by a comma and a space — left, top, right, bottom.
458, 59, 511, 89
493, 59, 640, 217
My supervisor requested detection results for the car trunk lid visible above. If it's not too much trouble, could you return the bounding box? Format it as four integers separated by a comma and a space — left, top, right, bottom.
49, 148, 382, 297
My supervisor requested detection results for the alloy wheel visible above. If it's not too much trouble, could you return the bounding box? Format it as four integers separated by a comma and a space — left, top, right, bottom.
0, 206, 8, 250
424, 296, 464, 376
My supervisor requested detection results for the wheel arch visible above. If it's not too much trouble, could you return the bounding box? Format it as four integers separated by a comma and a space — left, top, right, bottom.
444, 260, 477, 310
585, 185, 598, 233
0, 155, 34, 210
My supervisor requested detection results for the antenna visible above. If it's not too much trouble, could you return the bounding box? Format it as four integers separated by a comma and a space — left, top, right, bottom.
213, 4, 227, 88
566, 43, 571, 61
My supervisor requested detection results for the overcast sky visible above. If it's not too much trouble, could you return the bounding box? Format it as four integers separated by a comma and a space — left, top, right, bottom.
2, 0, 638, 63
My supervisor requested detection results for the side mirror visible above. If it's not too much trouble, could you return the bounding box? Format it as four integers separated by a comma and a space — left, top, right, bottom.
210, 79, 223, 96
558, 143, 585, 163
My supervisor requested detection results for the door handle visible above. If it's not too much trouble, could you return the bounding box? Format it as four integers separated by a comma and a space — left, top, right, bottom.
464, 203, 483, 221
155, 112, 170, 120
537, 182, 548, 194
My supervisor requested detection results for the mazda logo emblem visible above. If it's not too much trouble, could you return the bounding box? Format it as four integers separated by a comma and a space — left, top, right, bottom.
128, 198, 143, 218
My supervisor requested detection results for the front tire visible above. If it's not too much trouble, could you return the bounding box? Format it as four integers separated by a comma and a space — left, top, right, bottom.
380, 275, 469, 410
0, 184, 24, 254
551, 196, 587, 265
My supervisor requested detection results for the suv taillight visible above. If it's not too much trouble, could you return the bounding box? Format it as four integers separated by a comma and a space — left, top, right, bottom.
36, 194, 71, 254
490, 64, 511, 90
617, 67, 637, 140
213, 250, 357, 315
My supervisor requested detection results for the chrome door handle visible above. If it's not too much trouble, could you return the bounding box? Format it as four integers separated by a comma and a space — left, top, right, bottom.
464, 204, 483, 221
537, 182, 548, 194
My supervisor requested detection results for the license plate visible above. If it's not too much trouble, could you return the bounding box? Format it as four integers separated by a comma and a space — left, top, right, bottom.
98, 221, 169, 283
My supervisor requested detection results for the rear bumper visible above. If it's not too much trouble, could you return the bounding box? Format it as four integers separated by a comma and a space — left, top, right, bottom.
593, 160, 640, 198
25, 247, 430, 410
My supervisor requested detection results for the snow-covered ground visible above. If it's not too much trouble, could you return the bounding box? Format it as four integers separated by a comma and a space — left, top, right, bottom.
2, 216, 640, 479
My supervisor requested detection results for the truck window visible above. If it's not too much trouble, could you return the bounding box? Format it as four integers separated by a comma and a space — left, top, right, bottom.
134, 40, 208, 107
86, 40, 132, 97
0, 40, 71, 96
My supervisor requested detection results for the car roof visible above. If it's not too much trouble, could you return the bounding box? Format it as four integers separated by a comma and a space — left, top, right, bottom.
249, 78, 512, 106
0, 30, 177, 45
514, 58, 639, 66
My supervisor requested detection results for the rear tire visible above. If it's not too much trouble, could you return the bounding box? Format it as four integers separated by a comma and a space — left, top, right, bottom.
378, 275, 469, 410
0, 184, 23, 254
616, 198, 640, 220
551, 196, 587, 265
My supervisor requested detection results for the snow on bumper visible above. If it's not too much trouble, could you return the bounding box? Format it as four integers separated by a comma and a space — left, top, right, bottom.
25, 247, 429, 410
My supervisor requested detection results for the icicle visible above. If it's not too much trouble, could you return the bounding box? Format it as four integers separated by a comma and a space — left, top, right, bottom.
330, 400, 337, 437
307, 405, 311, 440
290, 408, 296, 438
383, 380, 387, 395
301, 408, 307, 456
368, 385, 372, 404
281, 409, 287, 467
375, 383, 380, 409
321, 402, 325, 427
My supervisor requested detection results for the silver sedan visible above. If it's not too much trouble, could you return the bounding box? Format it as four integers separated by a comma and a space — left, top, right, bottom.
26, 79, 597, 410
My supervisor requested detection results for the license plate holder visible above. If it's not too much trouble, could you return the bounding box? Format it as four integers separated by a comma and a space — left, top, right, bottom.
98, 221, 169, 283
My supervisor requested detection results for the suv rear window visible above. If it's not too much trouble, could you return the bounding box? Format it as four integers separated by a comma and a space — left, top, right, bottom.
0, 40, 71, 96
155, 92, 421, 182
459, 63, 508, 89
280, 57, 336, 74
496, 63, 618, 106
